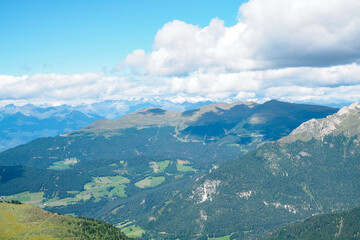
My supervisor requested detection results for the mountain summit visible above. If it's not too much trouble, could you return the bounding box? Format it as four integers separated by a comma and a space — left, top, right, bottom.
283, 102, 360, 142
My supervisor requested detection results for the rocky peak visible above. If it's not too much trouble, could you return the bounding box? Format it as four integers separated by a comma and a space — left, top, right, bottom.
282, 102, 360, 142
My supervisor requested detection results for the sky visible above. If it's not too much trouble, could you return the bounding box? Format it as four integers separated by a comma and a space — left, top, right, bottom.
1, 0, 360, 106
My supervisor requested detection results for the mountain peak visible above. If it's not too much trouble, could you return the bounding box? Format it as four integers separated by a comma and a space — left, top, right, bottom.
79, 101, 258, 132
337, 102, 360, 115
282, 102, 360, 142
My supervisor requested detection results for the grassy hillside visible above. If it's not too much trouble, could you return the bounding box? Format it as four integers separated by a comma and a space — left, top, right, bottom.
266, 206, 360, 240
0, 201, 131, 240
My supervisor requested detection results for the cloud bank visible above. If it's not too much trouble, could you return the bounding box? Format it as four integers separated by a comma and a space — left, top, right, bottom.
2, 0, 360, 106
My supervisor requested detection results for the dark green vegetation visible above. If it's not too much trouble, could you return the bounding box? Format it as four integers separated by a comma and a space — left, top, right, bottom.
266, 206, 360, 240
0, 100, 337, 238
142, 104, 360, 239
0, 201, 132, 240
0, 100, 336, 169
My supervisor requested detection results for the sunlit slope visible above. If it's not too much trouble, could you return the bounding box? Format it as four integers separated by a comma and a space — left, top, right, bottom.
0, 201, 131, 240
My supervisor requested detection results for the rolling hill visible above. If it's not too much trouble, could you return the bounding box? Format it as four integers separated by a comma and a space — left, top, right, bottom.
0, 200, 131, 240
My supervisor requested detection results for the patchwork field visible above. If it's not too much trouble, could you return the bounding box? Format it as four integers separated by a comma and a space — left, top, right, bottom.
3, 175, 130, 207
176, 159, 196, 172
81, 176, 130, 201
149, 160, 170, 173
209, 235, 232, 240
121, 225, 146, 238
47, 157, 79, 170
3, 191, 44, 206
135, 176, 165, 188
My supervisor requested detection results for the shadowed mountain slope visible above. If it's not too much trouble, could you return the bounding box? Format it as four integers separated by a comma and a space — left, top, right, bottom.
266, 206, 360, 240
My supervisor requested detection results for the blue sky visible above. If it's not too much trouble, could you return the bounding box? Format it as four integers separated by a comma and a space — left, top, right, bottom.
0, 0, 245, 75
0, 0, 360, 106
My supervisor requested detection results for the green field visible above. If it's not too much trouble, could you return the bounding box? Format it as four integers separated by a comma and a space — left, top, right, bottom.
176, 159, 196, 172
3, 176, 130, 207
135, 176, 165, 188
48, 157, 79, 170
44, 197, 83, 207
121, 225, 146, 238
150, 160, 170, 173
209, 235, 232, 240
3, 191, 44, 206
81, 176, 130, 202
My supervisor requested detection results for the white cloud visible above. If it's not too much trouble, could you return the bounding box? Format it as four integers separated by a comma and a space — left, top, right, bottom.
2, 0, 360, 107
1, 63, 360, 106
0, 73, 134, 105
121, 0, 360, 77
239, 0, 360, 68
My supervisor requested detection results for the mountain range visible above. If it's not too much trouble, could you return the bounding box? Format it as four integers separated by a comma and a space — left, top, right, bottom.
0, 100, 339, 239
0, 99, 214, 152
142, 102, 360, 239
0, 104, 101, 151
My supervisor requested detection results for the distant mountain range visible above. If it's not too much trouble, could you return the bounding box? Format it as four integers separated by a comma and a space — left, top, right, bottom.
0, 100, 337, 238
143, 103, 360, 239
0, 104, 102, 151
0, 99, 214, 151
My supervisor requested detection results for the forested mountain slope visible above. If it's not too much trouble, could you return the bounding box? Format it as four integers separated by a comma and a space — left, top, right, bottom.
0, 100, 336, 169
266, 206, 360, 240
0, 100, 337, 237
142, 103, 360, 239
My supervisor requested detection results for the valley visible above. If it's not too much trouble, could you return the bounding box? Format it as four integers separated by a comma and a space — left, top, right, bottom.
2, 0, 359, 239
143, 103, 360, 239
0, 100, 341, 239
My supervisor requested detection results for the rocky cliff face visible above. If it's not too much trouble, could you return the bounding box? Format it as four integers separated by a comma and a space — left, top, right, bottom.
282, 102, 360, 142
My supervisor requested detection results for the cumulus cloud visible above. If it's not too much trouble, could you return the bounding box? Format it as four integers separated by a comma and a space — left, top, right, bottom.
0, 73, 135, 105
1, 63, 360, 106
112, 0, 360, 106
2, 0, 360, 107
121, 0, 360, 76
240, 0, 360, 67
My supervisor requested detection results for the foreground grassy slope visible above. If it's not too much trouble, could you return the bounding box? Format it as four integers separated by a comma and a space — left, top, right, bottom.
0, 201, 131, 240
266, 206, 360, 240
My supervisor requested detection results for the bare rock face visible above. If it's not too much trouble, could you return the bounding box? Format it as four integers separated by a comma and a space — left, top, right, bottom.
282, 102, 360, 142
189, 179, 221, 204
